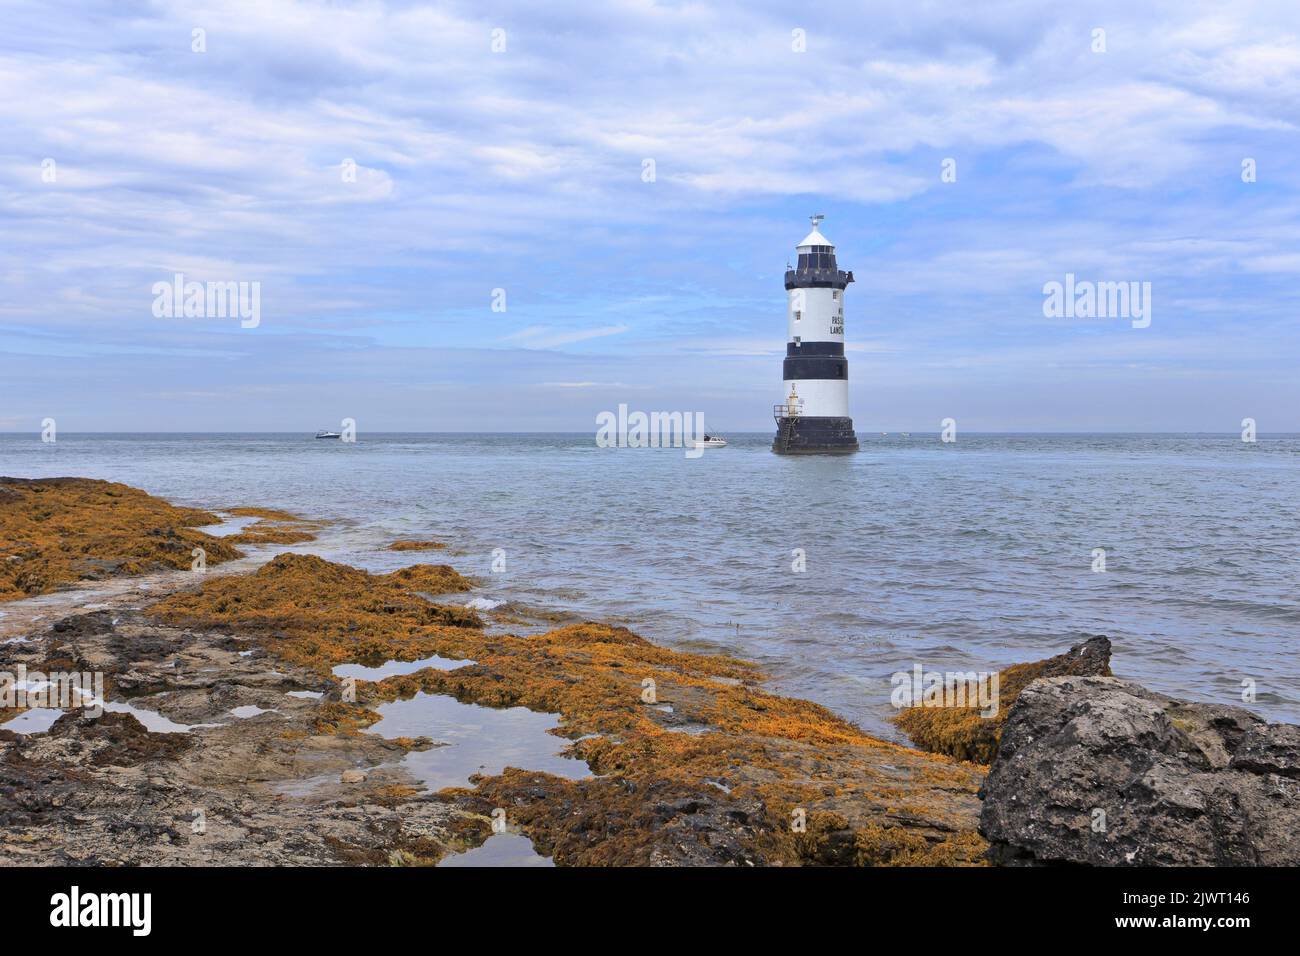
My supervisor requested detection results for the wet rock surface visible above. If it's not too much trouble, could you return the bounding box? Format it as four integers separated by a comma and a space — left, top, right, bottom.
0, 608, 487, 865
468, 770, 770, 866
980, 675, 1300, 865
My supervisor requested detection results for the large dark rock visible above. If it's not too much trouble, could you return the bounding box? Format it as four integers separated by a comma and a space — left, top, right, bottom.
980, 676, 1300, 865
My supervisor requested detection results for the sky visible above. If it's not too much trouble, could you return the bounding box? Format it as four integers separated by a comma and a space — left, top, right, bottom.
1, 0, 1298, 432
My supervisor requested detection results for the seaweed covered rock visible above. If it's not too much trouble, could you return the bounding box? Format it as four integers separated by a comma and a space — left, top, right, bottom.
894, 636, 1112, 763
0, 477, 244, 601
387, 540, 447, 552
979, 675, 1300, 865
150, 552, 482, 672
222, 507, 322, 546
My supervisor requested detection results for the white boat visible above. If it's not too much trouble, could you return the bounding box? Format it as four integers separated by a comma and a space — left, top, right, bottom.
689, 434, 727, 448
315, 430, 341, 439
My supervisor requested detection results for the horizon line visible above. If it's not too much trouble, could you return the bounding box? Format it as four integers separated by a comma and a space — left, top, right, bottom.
1, 430, 1294, 437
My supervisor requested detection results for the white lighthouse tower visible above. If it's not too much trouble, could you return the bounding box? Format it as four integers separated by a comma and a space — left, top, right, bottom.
772, 215, 859, 454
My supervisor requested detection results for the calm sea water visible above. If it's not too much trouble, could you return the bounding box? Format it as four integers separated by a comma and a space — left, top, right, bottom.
2, 432, 1297, 738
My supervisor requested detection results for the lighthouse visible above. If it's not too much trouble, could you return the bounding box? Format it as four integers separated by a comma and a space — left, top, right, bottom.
772, 215, 860, 454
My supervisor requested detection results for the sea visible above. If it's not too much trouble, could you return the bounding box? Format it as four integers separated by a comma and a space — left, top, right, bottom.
1, 431, 1297, 740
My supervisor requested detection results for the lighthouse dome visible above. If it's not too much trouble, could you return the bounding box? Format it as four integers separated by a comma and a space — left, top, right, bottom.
791, 214, 842, 275
796, 214, 834, 250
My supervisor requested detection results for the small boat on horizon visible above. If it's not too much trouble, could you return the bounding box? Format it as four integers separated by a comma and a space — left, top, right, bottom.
315, 430, 342, 439
689, 434, 727, 448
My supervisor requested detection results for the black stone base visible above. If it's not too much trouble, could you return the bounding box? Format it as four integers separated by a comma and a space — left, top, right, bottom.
772, 416, 859, 455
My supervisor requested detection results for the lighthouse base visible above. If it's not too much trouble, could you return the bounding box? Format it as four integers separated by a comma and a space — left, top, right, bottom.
772, 416, 859, 455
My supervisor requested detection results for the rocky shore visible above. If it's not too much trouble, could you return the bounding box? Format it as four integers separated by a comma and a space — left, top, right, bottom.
2, 478, 1295, 866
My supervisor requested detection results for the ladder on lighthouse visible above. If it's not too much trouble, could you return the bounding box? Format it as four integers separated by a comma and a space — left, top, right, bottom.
773, 398, 803, 454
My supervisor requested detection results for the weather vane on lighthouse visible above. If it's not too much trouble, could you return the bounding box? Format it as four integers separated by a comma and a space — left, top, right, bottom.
772, 214, 859, 454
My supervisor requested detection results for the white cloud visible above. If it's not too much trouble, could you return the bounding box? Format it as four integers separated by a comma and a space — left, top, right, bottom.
500, 325, 630, 349
2, 0, 1299, 428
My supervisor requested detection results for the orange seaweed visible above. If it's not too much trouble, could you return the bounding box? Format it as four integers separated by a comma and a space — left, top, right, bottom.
0, 478, 243, 602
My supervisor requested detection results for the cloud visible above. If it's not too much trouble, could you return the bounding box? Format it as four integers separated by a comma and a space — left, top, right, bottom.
1, 0, 1298, 429
538, 381, 643, 389
499, 325, 630, 349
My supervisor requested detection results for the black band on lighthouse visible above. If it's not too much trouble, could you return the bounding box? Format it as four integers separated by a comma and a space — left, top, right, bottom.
783, 356, 848, 380
786, 342, 844, 357
784, 268, 853, 291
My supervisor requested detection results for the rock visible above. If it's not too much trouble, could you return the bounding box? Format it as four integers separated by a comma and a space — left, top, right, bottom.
340, 769, 366, 784
895, 635, 1112, 763
979, 675, 1300, 865
1043, 634, 1113, 678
